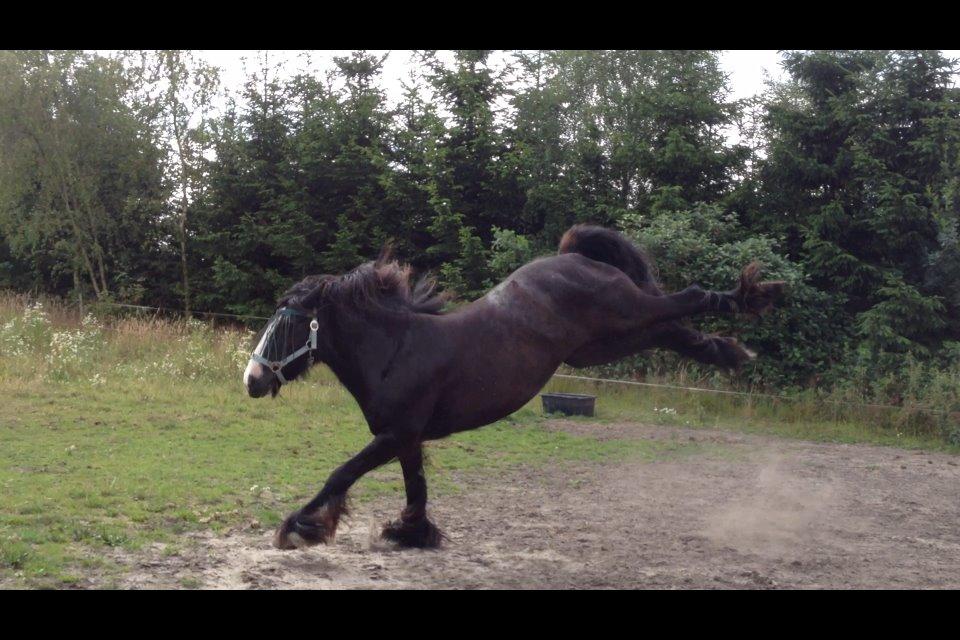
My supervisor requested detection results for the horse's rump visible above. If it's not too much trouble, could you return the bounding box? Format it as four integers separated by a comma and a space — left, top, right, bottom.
557, 224, 659, 291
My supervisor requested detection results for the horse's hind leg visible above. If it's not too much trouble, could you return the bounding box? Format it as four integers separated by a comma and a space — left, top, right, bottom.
611, 263, 786, 330
649, 322, 756, 369
565, 321, 755, 370
382, 445, 444, 548
274, 433, 401, 550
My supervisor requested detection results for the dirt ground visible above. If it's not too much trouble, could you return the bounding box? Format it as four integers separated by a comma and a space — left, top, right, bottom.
112, 420, 960, 589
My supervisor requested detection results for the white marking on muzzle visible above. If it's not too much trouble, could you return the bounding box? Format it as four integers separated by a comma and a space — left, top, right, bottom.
244, 316, 281, 390
243, 358, 258, 389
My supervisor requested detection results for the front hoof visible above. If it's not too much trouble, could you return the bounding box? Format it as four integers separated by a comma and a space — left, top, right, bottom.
382, 517, 445, 549
273, 512, 332, 550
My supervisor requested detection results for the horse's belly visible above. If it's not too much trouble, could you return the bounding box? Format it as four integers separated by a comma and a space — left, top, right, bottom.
424, 357, 561, 437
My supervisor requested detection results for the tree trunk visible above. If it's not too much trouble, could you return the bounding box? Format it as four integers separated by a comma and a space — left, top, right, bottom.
78, 242, 101, 300
179, 198, 191, 318
171, 100, 192, 318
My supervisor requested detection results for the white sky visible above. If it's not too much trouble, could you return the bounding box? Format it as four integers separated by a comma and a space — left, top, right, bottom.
198, 49, 960, 100
196, 49, 794, 104
128, 50, 960, 151
113, 49, 960, 118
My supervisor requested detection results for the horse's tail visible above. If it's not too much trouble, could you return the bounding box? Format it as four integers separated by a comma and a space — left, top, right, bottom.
558, 224, 657, 289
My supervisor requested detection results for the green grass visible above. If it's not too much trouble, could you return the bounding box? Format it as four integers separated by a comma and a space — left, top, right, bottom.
543, 376, 960, 453
0, 369, 689, 589
2, 296, 958, 589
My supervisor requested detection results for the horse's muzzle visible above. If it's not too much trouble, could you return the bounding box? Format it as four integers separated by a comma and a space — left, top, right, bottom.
244, 359, 275, 398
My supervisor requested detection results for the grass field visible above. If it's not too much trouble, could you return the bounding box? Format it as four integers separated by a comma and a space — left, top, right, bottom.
1, 296, 957, 588
543, 375, 960, 452
2, 371, 693, 588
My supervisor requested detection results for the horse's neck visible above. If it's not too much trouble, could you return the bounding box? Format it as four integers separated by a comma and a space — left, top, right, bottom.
323, 310, 407, 407
325, 359, 370, 408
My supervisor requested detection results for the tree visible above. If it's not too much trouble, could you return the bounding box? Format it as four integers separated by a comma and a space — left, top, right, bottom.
192, 53, 301, 317
504, 50, 577, 248
619, 204, 848, 388
757, 50, 960, 368
530, 50, 747, 223
133, 50, 220, 316
289, 51, 400, 272
316, 51, 395, 269
384, 70, 450, 266
421, 50, 523, 240
0, 50, 168, 301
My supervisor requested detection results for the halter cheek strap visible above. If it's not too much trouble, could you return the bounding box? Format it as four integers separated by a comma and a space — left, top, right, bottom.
251, 311, 319, 385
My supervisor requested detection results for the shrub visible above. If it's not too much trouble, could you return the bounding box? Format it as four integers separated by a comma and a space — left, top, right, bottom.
46, 314, 103, 381
0, 301, 51, 356
615, 204, 852, 389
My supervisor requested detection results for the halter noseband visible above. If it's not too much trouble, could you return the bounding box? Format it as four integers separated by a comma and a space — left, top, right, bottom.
250, 307, 319, 385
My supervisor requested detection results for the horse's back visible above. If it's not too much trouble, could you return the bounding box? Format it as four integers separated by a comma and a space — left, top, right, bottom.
418, 253, 644, 438
504, 252, 644, 317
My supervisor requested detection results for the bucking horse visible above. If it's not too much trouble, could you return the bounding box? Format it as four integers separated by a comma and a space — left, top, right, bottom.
243, 225, 785, 549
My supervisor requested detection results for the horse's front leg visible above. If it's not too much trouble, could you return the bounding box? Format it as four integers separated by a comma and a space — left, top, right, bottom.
381, 444, 444, 548
274, 433, 401, 550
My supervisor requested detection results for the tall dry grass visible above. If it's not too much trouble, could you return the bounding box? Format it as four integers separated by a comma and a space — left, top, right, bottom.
0, 292, 254, 385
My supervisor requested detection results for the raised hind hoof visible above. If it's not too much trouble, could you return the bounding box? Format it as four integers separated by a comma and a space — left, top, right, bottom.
715, 336, 756, 371
381, 517, 444, 549
737, 262, 786, 316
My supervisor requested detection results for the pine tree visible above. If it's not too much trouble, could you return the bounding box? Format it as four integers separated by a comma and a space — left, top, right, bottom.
193, 54, 304, 316
381, 77, 445, 263
757, 50, 960, 367
421, 50, 522, 240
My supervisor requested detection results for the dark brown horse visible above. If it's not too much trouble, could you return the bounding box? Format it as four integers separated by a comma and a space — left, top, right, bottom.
243, 225, 785, 549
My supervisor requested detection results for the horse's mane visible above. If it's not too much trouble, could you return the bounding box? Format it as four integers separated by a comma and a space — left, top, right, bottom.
280, 254, 449, 316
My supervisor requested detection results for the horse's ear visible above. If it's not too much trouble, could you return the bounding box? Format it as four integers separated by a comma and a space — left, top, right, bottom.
298, 279, 329, 310
376, 241, 396, 266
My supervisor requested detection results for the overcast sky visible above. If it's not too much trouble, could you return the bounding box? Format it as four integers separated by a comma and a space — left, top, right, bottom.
195, 50, 798, 104
173, 49, 959, 153
196, 50, 960, 104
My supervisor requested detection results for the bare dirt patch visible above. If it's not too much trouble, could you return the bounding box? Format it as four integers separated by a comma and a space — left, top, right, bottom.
112, 421, 960, 589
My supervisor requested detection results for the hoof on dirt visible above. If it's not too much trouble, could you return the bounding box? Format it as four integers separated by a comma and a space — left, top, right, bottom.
382, 517, 444, 549
273, 511, 333, 550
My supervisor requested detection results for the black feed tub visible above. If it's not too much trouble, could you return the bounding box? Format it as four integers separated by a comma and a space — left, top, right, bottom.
541, 392, 596, 417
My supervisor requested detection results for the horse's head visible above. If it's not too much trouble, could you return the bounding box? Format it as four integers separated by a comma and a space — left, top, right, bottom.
244, 254, 447, 398
243, 277, 333, 398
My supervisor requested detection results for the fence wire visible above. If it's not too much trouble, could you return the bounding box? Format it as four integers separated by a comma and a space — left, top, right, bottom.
8, 295, 957, 418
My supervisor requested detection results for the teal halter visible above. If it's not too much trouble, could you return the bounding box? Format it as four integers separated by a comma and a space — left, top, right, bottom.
250, 307, 319, 384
